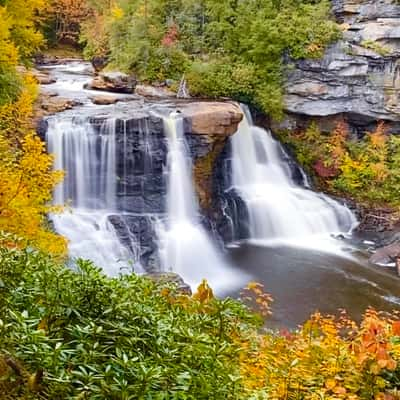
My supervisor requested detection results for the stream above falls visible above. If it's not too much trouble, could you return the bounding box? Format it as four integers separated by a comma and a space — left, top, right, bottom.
39, 61, 400, 327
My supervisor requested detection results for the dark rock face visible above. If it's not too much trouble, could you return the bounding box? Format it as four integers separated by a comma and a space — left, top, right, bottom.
108, 214, 160, 271
91, 56, 108, 73
282, 0, 400, 131
212, 141, 251, 243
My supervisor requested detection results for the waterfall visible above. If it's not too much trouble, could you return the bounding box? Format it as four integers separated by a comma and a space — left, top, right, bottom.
230, 107, 357, 246
46, 116, 140, 275
158, 113, 245, 291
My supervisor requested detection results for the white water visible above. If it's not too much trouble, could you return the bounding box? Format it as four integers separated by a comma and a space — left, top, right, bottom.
46, 117, 140, 274
231, 108, 357, 248
158, 114, 246, 291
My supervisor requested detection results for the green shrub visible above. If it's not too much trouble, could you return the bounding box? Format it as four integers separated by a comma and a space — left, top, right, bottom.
80, 0, 340, 119
0, 66, 22, 106
0, 240, 258, 399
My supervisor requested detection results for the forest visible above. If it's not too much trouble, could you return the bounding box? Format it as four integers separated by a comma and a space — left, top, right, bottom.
1, 0, 400, 398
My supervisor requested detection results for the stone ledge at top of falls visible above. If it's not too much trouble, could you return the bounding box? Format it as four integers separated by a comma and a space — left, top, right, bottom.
181, 102, 243, 135
283, 0, 400, 127
76, 101, 244, 138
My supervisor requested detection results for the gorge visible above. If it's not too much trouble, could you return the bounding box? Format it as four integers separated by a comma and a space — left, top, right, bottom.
40, 61, 400, 326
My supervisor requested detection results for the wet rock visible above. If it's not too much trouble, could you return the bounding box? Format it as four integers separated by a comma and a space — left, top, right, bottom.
91, 56, 108, 72
108, 214, 160, 269
178, 102, 243, 210
188, 134, 227, 210
35, 55, 83, 66
36, 119, 48, 141
353, 203, 399, 234
84, 71, 136, 94
32, 70, 56, 85
212, 141, 251, 243
16, 66, 56, 85
90, 95, 119, 105
41, 90, 59, 97
144, 272, 192, 295
370, 242, 400, 266
135, 84, 175, 98
40, 96, 80, 114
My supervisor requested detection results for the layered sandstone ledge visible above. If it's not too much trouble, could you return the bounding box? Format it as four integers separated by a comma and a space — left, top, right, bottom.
280, 0, 400, 132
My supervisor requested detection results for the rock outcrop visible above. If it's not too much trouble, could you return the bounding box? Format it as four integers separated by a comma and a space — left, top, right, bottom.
37, 95, 81, 115
135, 84, 176, 98
181, 102, 243, 135
282, 0, 400, 131
370, 242, 400, 266
180, 102, 243, 209
84, 71, 136, 94
144, 272, 192, 295
90, 95, 120, 105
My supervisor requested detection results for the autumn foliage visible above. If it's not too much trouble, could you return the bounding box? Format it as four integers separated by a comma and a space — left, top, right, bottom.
279, 121, 400, 207
46, 0, 92, 44
2, 258, 400, 400
0, 1, 66, 256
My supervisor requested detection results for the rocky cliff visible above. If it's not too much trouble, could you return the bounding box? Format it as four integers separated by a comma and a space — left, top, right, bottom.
281, 0, 400, 133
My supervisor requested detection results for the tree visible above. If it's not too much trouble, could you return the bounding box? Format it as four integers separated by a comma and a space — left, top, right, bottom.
48, 0, 91, 45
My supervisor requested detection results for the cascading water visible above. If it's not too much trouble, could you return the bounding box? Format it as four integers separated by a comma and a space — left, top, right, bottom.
46, 116, 139, 275
158, 113, 246, 291
230, 108, 357, 247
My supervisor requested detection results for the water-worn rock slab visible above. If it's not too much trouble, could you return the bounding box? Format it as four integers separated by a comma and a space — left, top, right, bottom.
370, 242, 400, 266
135, 84, 176, 98
84, 71, 136, 94
90, 95, 119, 105
39, 96, 80, 114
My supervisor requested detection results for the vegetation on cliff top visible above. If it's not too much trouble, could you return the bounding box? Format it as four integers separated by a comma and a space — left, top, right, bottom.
46, 0, 340, 119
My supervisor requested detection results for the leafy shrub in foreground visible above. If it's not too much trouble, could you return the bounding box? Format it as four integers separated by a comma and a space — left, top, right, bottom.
0, 244, 257, 399
1, 243, 400, 399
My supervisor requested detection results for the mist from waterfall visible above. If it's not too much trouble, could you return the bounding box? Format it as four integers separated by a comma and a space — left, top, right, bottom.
46, 117, 139, 275
158, 113, 246, 291
230, 107, 357, 248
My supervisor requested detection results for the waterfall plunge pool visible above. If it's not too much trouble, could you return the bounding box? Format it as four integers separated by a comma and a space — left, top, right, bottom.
227, 243, 400, 328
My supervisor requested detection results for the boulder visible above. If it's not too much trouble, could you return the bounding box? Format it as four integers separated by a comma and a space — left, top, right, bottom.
370, 242, 400, 266
33, 71, 57, 85
16, 66, 56, 85
181, 102, 243, 135
144, 272, 192, 295
40, 96, 80, 114
91, 56, 108, 72
90, 95, 119, 105
84, 71, 136, 94
135, 84, 175, 98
